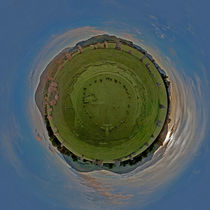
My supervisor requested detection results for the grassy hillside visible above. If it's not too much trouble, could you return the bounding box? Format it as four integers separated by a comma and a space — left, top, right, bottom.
45, 42, 168, 162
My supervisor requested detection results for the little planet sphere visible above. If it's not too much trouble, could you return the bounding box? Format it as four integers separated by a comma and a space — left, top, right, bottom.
35, 34, 170, 173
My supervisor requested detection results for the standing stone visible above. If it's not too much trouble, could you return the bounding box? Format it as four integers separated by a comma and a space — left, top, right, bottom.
115, 41, 122, 50
78, 45, 83, 53
97, 43, 101, 49
104, 41, 108, 48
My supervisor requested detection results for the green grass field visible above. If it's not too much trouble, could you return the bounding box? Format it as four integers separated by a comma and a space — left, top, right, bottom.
46, 42, 168, 162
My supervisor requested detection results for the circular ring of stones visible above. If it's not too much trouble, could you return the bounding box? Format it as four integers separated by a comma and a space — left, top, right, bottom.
62, 62, 146, 146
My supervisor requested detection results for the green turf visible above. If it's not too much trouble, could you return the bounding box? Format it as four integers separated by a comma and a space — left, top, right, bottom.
47, 43, 168, 162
